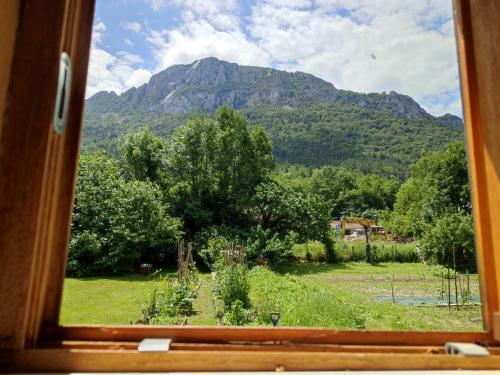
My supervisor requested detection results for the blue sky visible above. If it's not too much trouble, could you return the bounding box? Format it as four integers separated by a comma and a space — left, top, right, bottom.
87, 0, 462, 117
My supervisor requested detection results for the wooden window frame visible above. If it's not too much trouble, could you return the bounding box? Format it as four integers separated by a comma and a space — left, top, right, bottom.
1, 0, 500, 371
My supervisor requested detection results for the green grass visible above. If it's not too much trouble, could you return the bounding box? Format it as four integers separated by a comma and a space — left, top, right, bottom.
248, 266, 365, 328
60, 274, 163, 324
293, 239, 419, 263
293, 241, 326, 261
61, 262, 483, 331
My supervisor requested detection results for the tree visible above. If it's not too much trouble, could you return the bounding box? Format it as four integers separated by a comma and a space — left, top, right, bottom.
167, 106, 274, 232
390, 143, 471, 237
389, 143, 475, 270
119, 128, 166, 182
253, 180, 334, 261
419, 213, 475, 272
311, 167, 397, 218
68, 152, 182, 275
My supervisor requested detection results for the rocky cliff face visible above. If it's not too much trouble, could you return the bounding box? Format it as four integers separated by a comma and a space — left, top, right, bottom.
86, 57, 462, 127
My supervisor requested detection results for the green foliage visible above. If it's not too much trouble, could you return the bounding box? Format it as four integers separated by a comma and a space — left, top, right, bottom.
292, 241, 327, 262
419, 213, 476, 272
253, 181, 331, 242
222, 300, 247, 326
194, 225, 246, 270
310, 166, 398, 217
390, 143, 471, 237
249, 266, 366, 328
389, 143, 475, 271
294, 240, 420, 264
246, 225, 297, 267
119, 128, 166, 182
217, 264, 250, 309
166, 106, 274, 233
68, 152, 182, 275
66, 231, 101, 277
140, 278, 198, 325
83, 101, 463, 181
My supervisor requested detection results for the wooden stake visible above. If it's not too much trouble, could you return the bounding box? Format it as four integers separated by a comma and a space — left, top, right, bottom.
448, 267, 451, 312
453, 244, 459, 311
391, 274, 395, 303
466, 270, 470, 295
441, 272, 444, 300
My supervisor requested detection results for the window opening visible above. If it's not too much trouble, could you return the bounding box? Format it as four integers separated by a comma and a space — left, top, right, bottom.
60, 0, 484, 332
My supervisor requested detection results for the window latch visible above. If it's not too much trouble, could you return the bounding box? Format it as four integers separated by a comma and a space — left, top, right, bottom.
53, 51, 72, 134
138, 338, 172, 352
445, 342, 490, 357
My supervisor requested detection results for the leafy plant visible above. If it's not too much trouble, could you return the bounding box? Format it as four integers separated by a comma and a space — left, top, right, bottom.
217, 264, 250, 309
246, 225, 297, 268
223, 300, 247, 326
139, 277, 198, 325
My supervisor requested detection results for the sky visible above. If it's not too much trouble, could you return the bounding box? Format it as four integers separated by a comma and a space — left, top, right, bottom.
87, 0, 463, 117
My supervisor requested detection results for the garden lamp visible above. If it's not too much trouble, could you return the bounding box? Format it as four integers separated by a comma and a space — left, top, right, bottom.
270, 310, 281, 327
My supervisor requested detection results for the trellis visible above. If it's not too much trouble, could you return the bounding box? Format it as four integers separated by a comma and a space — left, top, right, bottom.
177, 240, 194, 283
221, 242, 245, 266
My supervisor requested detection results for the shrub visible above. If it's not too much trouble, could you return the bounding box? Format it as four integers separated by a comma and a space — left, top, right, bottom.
217, 264, 250, 309
194, 225, 245, 270
323, 230, 337, 263
67, 231, 101, 276
246, 225, 296, 267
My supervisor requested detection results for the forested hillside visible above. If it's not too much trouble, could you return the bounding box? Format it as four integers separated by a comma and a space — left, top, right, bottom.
83, 57, 464, 180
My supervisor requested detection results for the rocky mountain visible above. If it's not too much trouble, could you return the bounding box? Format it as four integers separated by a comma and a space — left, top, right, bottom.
86, 57, 461, 127
83, 57, 464, 179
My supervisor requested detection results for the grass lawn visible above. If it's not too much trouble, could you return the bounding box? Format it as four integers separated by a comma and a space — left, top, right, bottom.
60, 274, 163, 324
61, 262, 483, 330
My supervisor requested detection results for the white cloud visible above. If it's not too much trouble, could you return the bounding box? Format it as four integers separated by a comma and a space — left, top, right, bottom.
124, 38, 134, 47
246, 0, 461, 116
85, 22, 152, 98
90, 0, 462, 116
144, 0, 168, 11
124, 21, 142, 33
92, 21, 106, 44
147, 20, 271, 70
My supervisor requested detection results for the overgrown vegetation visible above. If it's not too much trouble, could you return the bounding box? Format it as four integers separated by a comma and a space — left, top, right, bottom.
249, 266, 366, 328
70, 106, 474, 276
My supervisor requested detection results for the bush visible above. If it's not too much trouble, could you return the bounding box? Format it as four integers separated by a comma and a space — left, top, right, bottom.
194, 225, 246, 270
246, 225, 296, 267
67, 231, 101, 276
323, 230, 337, 263
217, 264, 250, 309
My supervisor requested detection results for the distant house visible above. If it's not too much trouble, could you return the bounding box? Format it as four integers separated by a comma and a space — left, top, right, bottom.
332, 220, 385, 239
